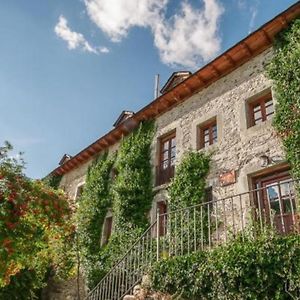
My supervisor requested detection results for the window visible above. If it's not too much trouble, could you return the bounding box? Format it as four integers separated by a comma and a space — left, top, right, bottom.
156, 131, 176, 186
102, 216, 113, 245
198, 119, 217, 149
157, 201, 168, 236
75, 184, 84, 201
253, 168, 296, 234
249, 92, 274, 127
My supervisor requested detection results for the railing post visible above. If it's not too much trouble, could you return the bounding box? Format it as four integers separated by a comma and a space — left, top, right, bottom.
156, 209, 160, 261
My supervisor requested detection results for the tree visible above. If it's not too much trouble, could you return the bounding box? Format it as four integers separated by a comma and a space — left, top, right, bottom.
0, 142, 75, 298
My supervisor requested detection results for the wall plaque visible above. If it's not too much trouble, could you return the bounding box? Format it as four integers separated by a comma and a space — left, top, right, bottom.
219, 170, 236, 186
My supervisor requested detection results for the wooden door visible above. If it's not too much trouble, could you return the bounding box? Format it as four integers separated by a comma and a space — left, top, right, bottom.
254, 171, 297, 233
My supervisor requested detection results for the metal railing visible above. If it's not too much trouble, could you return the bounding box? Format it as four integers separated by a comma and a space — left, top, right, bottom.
86, 179, 299, 300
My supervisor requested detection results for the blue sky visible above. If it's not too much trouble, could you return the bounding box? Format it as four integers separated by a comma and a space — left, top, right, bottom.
0, 0, 298, 179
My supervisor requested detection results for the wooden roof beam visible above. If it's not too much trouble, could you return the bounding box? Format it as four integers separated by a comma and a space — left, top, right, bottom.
241, 42, 253, 57
195, 73, 207, 85
223, 53, 236, 67
99, 139, 109, 147
75, 156, 84, 163
279, 15, 288, 27
183, 83, 193, 94
170, 91, 182, 102
260, 29, 272, 43
209, 64, 221, 77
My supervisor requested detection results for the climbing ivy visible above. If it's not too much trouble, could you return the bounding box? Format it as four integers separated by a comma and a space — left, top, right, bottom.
267, 19, 300, 181
169, 151, 211, 211
77, 152, 115, 286
167, 151, 211, 248
77, 121, 154, 288
112, 121, 155, 231
42, 174, 63, 190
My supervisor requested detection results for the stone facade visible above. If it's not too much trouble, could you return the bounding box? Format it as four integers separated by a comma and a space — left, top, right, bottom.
56, 47, 288, 298
60, 47, 286, 227
151, 48, 285, 217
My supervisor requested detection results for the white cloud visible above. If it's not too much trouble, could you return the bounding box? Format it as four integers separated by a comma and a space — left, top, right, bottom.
84, 0, 167, 42
84, 0, 224, 68
54, 15, 109, 54
99, 46, 110, 53
152, 0, 224, 68
236, 0, 260, 34
248, 1, 259, 33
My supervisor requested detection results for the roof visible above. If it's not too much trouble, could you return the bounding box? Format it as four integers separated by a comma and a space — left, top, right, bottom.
160, 71, 192, 94
113, 110, 135, 127
59, 154, 72, 166
50, 2, 300, 176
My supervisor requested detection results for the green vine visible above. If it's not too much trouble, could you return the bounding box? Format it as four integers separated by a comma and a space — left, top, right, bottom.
77, 121, 154, 288
112, 121, 154, 230
77, 152, 115, 286
42, 174, 62, 190
169, 151, 210, 211
267, 19, 300, 181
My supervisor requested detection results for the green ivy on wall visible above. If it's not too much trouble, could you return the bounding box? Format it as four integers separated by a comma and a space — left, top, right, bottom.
267, 19, 300, 181
77, 152, 115, 286
42, 174, 63, 190
77, 121, 154, 288
169, 151, 211, 211
112, 121, 154, 231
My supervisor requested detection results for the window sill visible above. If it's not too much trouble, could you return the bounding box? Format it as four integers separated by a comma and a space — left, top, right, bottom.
244, 118, 273, 136
198, 143, 219, 153
153, 182, 170, 192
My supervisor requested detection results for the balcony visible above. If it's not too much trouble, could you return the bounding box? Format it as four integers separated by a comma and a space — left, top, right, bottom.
155, 165, 175, 186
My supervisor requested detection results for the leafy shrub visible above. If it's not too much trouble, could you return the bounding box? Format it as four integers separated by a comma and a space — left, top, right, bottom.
267, 19, 300, 182
150, 231, 300, 299
0, 142, 75, 298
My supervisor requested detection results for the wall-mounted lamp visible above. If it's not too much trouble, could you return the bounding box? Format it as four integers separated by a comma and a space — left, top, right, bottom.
259, 154, 284, 167
259, 155, 270, 167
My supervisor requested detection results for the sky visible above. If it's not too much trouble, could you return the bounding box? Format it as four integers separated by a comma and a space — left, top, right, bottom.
0, 0, 298, 179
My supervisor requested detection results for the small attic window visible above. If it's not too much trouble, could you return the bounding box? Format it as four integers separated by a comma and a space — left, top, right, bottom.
160, 71, 191, 94
113, 110, 135, 127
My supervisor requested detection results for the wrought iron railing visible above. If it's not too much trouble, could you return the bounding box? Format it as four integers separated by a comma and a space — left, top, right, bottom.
86, 179, 299, 300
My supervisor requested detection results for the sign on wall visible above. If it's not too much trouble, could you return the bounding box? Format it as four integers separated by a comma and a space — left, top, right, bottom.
219, 170, 236, 186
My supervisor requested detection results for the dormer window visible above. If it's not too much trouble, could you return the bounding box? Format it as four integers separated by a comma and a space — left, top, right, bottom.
113, 110, 134, 128
160, 71, 191, 94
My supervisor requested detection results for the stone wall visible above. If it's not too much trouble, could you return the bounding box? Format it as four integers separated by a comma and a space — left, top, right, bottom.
151, 48, 285, 212
53, 47, 287, 298
61, 49, 285, 209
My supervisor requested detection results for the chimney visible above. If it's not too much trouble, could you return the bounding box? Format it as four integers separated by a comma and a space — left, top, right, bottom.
154, 74, 160, 99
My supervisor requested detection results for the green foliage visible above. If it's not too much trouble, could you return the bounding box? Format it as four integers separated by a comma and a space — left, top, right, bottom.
169, 151, 210, 211
77, 121, 155, 288
0, 143, 75, 298
77, 152, 115, 286
112, 121, 155, 230
150, 231, 300, 299
0, 269, 45, 300
42, 174, 63, 190
267, 19, 300, 181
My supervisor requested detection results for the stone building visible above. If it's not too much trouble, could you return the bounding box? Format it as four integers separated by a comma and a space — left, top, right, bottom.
47, 3, 300, 298
51, 2, 299, 234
